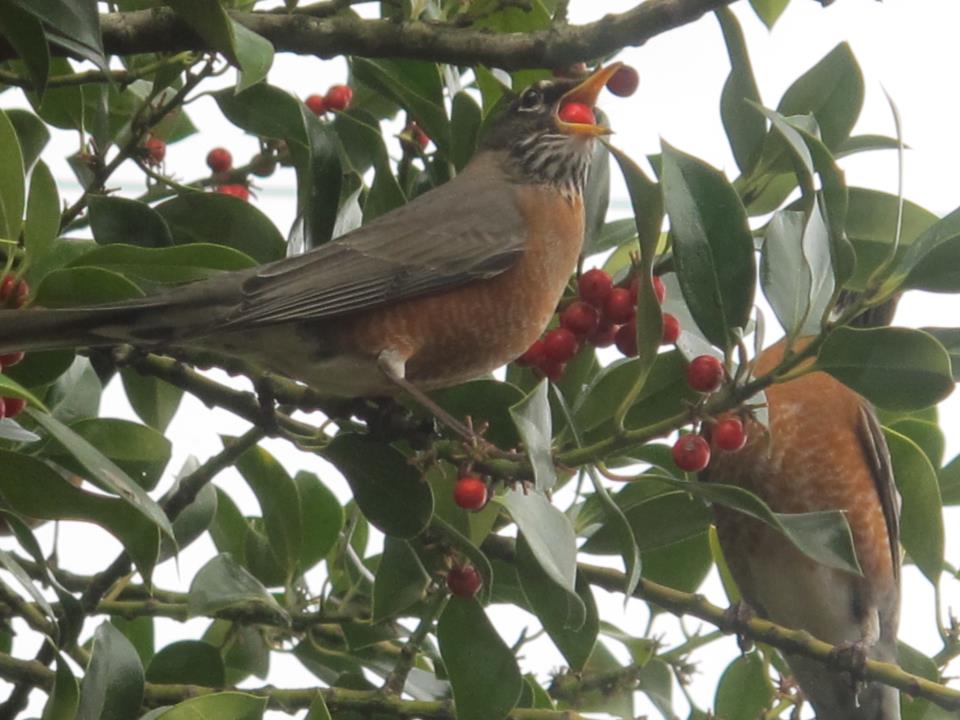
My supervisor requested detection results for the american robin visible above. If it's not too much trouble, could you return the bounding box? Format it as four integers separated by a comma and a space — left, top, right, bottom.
0, 65, 621, 413
703, 301, 901, 719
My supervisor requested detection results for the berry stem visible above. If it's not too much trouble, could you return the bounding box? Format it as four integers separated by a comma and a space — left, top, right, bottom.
382, 588, 447, 696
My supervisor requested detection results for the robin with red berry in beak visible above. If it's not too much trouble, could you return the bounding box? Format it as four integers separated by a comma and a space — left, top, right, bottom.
0, 65, 623, 427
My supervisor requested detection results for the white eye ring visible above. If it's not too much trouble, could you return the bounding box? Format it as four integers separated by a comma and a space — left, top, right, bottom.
519, 88, 543, 111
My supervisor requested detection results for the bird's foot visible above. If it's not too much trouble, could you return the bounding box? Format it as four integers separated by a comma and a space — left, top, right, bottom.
254, 374, 281, 434
721, 601, 756, 653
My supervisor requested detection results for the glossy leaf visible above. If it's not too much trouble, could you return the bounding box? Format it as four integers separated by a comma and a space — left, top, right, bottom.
10, 0, 106, 72
24, 159, 59, 262
324, 434, 433, 538
333, 110, 405, 221
146, 692, 267, 720
120, 369, 183, 433
814, 327, 954, 410
885, 429, 944, 583
450, 91, 482, 171
42, 653, 79, 720
0, 4, 50, 94
294, 470, 344, 572
896, 203, 960, 293
154, 192, 285, 263
372, 537, 431, 622
509, 380, 556, 492
187, 554, 288, 621
304, 695, 333, 720
715, 653, 774, 719
500, 490, 577, 592
662, 141, 755, 350
432, 379, 524, 449
749, 0, 789, 28
88, 196, 172, 248
717, 8, 764, 173
35, 266, 144, 307
145, 640, 225, 687
438, 597, 522, 720
923, 327, 960, 382
517, 535, 596, 670
0, 109, 25, 243
582, 491, 712, 554
76, 622, 145, 720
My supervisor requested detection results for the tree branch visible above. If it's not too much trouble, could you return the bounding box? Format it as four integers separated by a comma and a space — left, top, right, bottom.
0, 0, 736, 70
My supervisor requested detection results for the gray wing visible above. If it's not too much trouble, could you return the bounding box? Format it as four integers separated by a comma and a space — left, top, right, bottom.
224, 158, 526, 327
856, 403, 901, 581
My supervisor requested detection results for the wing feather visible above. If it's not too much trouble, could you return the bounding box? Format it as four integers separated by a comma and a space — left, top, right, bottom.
856, 403, 901, 581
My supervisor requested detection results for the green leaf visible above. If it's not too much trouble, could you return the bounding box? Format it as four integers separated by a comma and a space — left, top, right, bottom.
187, 553, 288, 621
351, 58, 450, 156
885, 429, 944, 584
305, 695, 333, 720
145, 640, 225, 687
509, 380, 556, 492
71, 242, 256, 285
500, 490, 577, 592
42, 654, 79, 720
717, 8, 764, 173
333, 110, 405, 221
0, 4, 49, 95
777, 42, 863, 150
582, 491, 712, 554
24, 159, 59, 262
662, 141, 754, 350
202, 620, 269, 685
44, 418, 172, 491
814, 327, 954, 411
0, 450, 162, 583
26, 58, 84, 130
587, 218, 638, 256
154, 192, 285, 263
294, 470, 343, 572
438, 597, 522, 720
76, 622, 145, 720
450, 91, 482, 171
0, 109, 25, 243
583, 132, 611, 256
894, 203, 960, 293
372, 537, 430, 622
431, 380, 524, 449
120, 368, 183, 433
233, 441, 302, 581
146, 692, 267, 720
29, 409, 175, 541
9, 0, 107, 72
35, 267, 144, 307
0, 372, 47, 409
88, 196, 173, 248
714, 653, 774, 719
517, 535, 597, 670
166, 0, 272, 90
923, 327, 960, 382
642, 532, 713, 594
324, 434, 433, 539
749, 0, 789, 28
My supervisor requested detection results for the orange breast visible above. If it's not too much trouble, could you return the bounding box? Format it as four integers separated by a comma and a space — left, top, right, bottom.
338, 184, 585, 388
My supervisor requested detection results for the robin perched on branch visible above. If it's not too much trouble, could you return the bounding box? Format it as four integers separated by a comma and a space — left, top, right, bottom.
703, 297, 902, 720
0, 65, 622, 422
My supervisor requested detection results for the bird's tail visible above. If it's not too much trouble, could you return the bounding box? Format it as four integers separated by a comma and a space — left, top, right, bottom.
0, 279, 243, 355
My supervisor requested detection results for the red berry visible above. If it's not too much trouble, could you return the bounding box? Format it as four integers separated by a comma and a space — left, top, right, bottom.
543, 327, 578, 363
713, 416, 747, 452
578, 269, 613, 307
614, 320, 637, 357
537, 358, 566, 382
305, 94, 327, 115
0, 351, 24, 369
2, 397, 25, 419
606, 65, 640, 97
661, 313, 680, 345
144, 135, 165, 164
325, 84, 353, 112
560, 300, 600, 337
587, 320, 618, 348
447, 565, 482, 598
652, 276, 666, 304
516, 339, 546, 367
216, 184, 250, 201
206, 147, 233, 173
453, 475, 488, 510
407, 122, 429, 151
558, 102, 595, 126
603, 287, 635, 325
0, 276, 28, 308
686, 355, 724, 393
672, 434, 711, 472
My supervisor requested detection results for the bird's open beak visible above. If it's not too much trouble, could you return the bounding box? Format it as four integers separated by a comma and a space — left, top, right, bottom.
556, 62, 623, 136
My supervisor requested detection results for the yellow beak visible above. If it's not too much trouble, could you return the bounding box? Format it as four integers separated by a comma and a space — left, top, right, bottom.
556, 62, 623, 136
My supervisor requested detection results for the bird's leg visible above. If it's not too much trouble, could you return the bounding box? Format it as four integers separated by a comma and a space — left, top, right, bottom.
376, 350, 479, 444
720, 600, 756, 654
254, 373, 280, 434
828, 608, 879, 704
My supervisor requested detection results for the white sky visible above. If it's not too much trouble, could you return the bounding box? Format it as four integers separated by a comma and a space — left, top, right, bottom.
2, 1, 960, 718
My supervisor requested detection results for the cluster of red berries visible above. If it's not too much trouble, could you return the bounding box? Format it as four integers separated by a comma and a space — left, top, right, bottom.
516, 269, 679, 381
304, 85, 353, 116
670, 355, 748, 472
0, 276, 29, 420
204, 147, 251, 202
142, 134, 166, 166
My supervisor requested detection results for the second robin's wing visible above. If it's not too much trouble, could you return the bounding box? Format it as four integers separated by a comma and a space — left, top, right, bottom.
223, 155, 527, 327
855, 402, 901, 581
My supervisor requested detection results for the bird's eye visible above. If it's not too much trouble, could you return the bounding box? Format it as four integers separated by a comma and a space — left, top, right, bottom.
519, 88, 543, 111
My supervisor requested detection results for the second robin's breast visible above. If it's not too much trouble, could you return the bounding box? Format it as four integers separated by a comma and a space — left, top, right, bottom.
332, 183, 585, 390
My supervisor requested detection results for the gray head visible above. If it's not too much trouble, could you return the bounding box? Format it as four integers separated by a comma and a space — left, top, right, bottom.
481, 64, 621, 196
